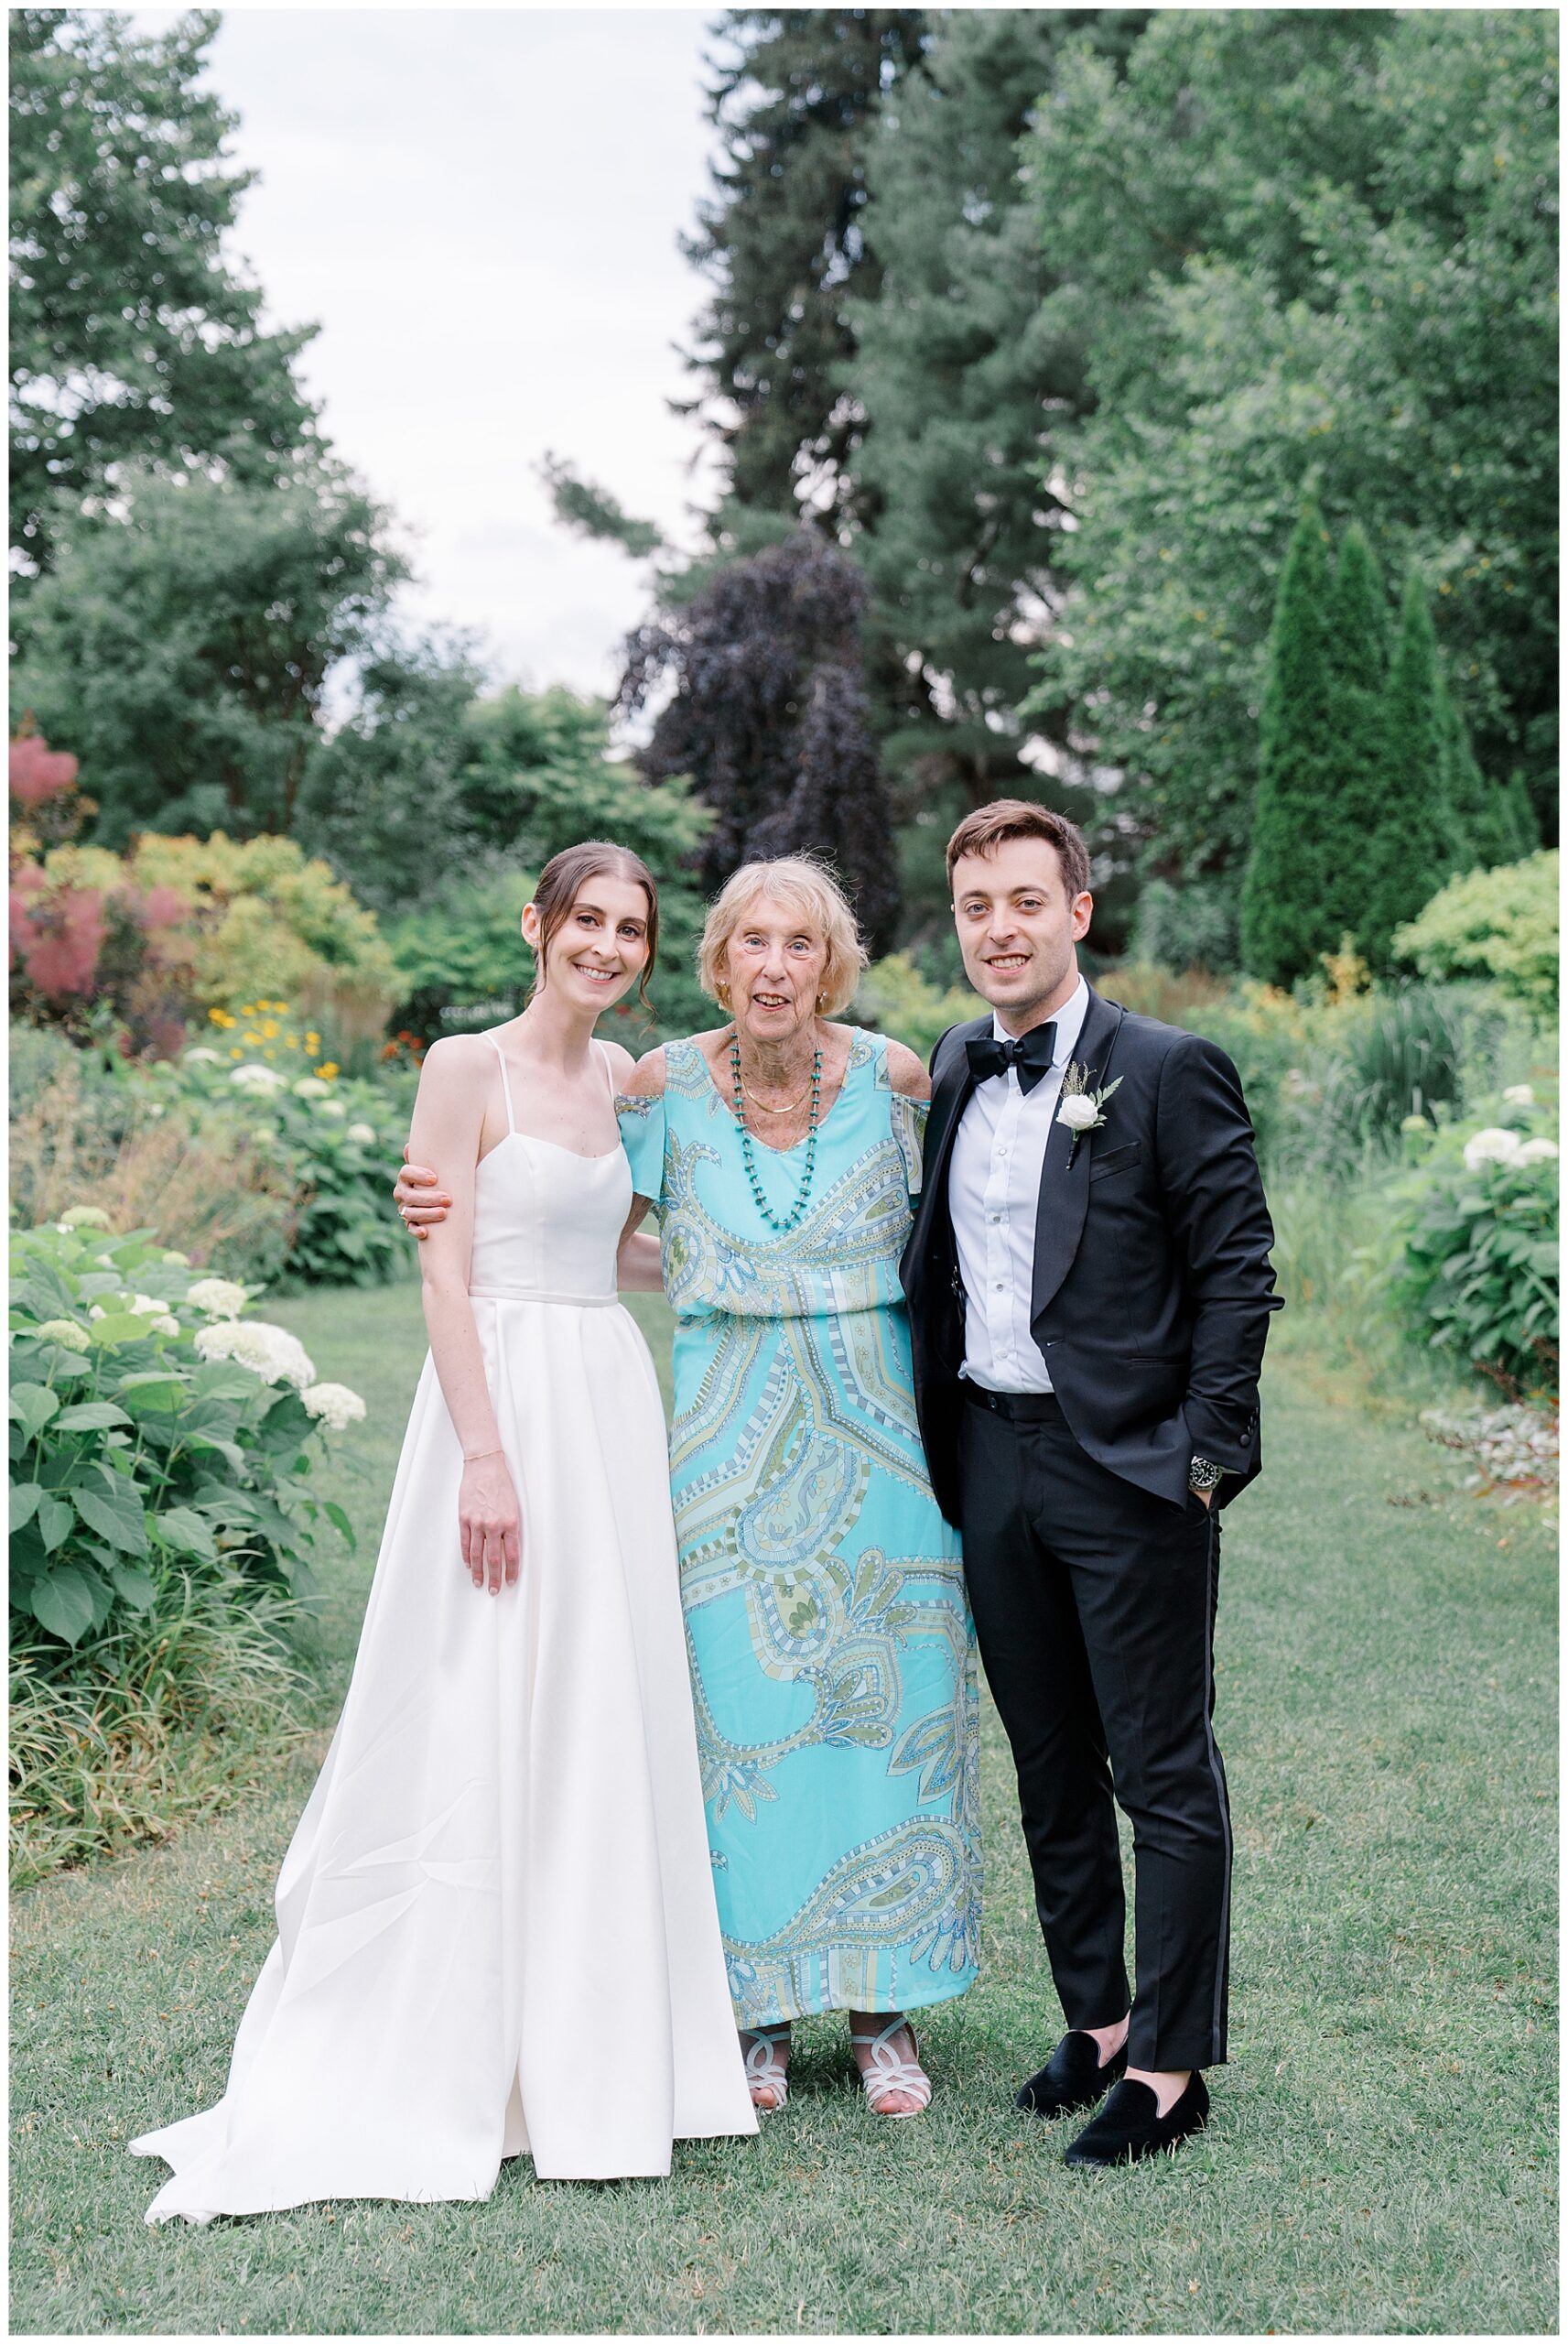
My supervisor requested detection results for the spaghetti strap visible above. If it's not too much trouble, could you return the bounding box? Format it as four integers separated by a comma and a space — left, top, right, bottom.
485, 1035, 517, 1134
592, 1038, 617, 1101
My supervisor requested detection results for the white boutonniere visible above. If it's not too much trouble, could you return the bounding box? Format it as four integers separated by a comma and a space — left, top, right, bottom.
1056, 1064, 1122, 1167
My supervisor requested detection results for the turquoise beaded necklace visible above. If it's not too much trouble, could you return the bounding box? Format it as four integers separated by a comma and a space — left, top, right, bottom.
729, 1033, 823, 1234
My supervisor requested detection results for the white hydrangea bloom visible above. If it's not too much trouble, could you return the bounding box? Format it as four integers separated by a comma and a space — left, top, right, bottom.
301, 1381, 368, 1430
1463, 1127, 1525, 1172
230, 1062, 288, 1094
194, 1318, 315, 1389
1518, 1137, 1560, 1165
163, 1250, 190, 1267
315, 1099, 347, 1119
59, 1204, 113, 1230
293, 1076, 332, 1099
34, 1318, 91, 1351
150, 1315, 180, 1338
130, 1294, 169, 1317
1502, 1084, 1536, 1109
186, 1276, 249, 1319
346, 1122, 377, 1145
183, 1047, 222, 1065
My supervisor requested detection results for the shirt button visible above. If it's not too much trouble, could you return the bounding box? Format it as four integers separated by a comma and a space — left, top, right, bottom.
993, 1281, 1005, 1292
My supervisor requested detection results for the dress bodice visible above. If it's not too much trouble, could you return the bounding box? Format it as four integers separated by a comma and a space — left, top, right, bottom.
617, 1030, 927, 1321
468, 1038, 632, 1304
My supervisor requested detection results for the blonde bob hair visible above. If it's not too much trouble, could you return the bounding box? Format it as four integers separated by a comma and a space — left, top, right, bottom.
697, 857, 869, 1019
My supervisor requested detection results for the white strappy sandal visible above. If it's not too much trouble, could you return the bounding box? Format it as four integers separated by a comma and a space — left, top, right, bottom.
741, 2024, 791, 2112
851, 2016, 933, 2119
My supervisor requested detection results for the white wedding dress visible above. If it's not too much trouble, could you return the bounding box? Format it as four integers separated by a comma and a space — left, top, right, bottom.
133, 1040, 756, 2219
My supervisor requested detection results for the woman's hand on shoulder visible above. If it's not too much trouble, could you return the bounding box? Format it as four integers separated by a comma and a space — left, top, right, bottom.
619, 1044, 668, 1101
884, 1038, 933, 1103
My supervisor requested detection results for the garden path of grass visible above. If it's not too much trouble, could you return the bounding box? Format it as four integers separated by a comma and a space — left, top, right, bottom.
10, 1284, 1557, 2335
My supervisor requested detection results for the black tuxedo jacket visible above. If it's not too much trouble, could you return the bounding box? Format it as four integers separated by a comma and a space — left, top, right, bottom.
899, 984, 1281, 1526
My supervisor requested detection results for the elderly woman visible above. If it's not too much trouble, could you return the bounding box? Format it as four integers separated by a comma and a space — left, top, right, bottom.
397, 857, 979, 2118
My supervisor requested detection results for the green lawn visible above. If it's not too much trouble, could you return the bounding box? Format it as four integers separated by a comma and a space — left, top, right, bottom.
10, 1286, 1557, 2335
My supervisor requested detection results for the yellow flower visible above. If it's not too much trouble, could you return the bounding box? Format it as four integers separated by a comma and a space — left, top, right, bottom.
239, 1004, 256, 1018
318, 1061, 340, 1081
305, 1034, 320, 1055
260, 1021, 279, 1038
230, 1047, 243, 1059
285, 1034, 300, 1049
208, 1007, 235, 1029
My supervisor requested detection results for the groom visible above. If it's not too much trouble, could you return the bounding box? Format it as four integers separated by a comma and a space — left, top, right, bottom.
901, 800, 1280, 2166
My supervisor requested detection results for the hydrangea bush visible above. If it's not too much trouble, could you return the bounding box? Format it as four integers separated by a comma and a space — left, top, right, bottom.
9, 1217, 366, 1652
1390, 1088, 1560, 1394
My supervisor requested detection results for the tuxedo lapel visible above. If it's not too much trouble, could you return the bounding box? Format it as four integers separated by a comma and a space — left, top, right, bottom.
1031, 988, 1125, 1322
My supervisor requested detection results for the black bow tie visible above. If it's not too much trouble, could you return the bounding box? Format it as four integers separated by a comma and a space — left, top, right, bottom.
966, 1022, 1058, 1095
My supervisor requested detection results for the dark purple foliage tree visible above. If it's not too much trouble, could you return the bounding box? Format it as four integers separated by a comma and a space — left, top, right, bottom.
618, 532, 900, 952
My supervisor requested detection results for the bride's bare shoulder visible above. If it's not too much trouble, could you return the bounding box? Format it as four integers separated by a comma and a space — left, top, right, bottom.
416, 1033, 495, 1091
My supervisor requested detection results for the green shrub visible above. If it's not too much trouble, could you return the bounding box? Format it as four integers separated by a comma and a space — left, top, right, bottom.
9, 1032, 297, 1283
8, 1217, 365, 1655
854, 951, 985, 1060
1393, 851, 1559, 1017
133, 1027, 408, 1287
1388, 1099, 1559, 1394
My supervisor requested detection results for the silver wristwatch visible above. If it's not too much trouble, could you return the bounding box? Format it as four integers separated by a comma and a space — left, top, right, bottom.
1187, 1455, 1225, 1496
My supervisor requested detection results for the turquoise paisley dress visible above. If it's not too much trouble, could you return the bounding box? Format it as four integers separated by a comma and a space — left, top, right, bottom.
618, 1031, 980, 2027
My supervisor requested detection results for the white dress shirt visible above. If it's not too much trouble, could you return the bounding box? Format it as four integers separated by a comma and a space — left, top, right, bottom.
950, 975, 1090, 1394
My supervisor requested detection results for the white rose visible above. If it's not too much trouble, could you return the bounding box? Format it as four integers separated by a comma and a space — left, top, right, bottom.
193, 1318, 315, 1390
1056, 1094, 1099, 1132
1517, 1137, 1560, 1165
346, 1122, 376, 1145
301, 1381, 368, 1430
1502, 1084, 1536, 1109
1463, 1127, 1525, 1172
186, 1276, 249, 1320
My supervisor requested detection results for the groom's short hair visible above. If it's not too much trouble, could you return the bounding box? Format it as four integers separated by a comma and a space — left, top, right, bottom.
946, 799, 1091, 901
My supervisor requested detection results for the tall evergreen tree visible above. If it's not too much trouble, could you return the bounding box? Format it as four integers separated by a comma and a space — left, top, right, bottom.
9, 9, 319, 577
618, 530, 899, 950
1363, 571, 1459, 969
680, 8, 929, 525
1239, 498, 1336, 985
1319, 522, 1390, 948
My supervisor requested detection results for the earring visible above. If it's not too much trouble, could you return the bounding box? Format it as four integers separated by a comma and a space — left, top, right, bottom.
717, 980, 730, 1005
816, 993, 826, 1011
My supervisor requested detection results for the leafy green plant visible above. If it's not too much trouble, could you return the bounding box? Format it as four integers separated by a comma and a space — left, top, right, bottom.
1389, 1102, 1559, 1393
8, 1217, 365, 1654
1393, 851, 1559, 1018
853, 951, 985, 1060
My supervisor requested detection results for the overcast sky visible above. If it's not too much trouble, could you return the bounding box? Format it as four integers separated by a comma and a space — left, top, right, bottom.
139, 8, 722, 698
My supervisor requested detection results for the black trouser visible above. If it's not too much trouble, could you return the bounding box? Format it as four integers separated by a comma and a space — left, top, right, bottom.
958, 1386, 1231, 2072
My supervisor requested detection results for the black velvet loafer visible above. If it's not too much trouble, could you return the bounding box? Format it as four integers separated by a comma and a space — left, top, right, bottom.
1064, 2072, 1210, 2166
1014, 2030, 1129, 2118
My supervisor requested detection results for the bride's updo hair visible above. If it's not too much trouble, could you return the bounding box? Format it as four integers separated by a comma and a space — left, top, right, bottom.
698, 855, 868, 1018
527, 841, 659, 1012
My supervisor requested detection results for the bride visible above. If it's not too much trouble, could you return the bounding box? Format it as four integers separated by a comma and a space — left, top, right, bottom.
133, 841, 756, 2220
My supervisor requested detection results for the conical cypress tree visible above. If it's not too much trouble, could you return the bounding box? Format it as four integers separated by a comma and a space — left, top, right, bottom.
1437, 674, 1487, 874
1362, 572, 1457, 969
1239, 497, 1336, 984
1319, 523, 1390, 951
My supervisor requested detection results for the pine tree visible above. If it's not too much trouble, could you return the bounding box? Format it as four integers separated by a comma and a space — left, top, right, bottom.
1239, 498, 1336, 984
1362, 572, 1458, 968
681, 9, 929, 525
1501, 772, 1542, 862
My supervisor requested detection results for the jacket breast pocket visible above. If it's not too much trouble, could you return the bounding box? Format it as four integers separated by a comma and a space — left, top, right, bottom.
1089, 1140, 1143, 1182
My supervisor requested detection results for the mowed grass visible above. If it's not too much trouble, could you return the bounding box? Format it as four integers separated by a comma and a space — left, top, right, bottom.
10, 1285, 1557, 2335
